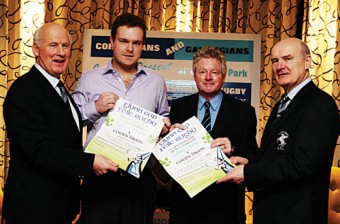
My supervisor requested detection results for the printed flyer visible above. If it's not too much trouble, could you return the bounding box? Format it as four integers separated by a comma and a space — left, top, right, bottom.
85, 98, 164, 178
153, 116, 234, 198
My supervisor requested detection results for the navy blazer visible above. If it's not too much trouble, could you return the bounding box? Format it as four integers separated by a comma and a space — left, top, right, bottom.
3, 66, 95, 224
244, 82, 340, 224
169, 91, 258, 224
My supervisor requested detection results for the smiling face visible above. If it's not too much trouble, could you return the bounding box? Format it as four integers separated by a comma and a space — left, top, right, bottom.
271, 38, 311, 93
194, 57, 226, 101
110, 26, 144, 73
33, 23, 71, 79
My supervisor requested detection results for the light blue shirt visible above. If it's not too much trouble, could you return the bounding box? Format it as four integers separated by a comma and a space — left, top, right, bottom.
72, 61, 169, 147
197, 91, 223, 130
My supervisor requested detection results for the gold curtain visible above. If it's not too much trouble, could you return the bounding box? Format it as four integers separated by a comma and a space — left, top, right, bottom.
302, 0, 340, 166
0, 0, 339, 223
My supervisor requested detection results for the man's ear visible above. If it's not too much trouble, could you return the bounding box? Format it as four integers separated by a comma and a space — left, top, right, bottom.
32, 43, 39, 57
305, 54, 312, 70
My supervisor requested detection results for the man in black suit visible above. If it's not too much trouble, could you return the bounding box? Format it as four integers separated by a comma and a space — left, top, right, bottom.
169, 46, 258, 224
2, 23, 118, 224
217, 38, 340, 224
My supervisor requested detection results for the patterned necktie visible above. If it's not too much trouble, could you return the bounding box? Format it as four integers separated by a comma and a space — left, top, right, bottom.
277, 94, 290, 118
57, 82, 70, 108
202, 101, 211, 132
269, 95, 290, 131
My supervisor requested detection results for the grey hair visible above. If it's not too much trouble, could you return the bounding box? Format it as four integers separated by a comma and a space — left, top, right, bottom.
300, 41, 311, 57
33, 25, 72, 47
192, 46, 227, 75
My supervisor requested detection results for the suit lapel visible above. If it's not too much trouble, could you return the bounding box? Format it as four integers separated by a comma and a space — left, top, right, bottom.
68, 93, 83, 127
211, 93, 230, 135
32, 67, 81, 131
260, 82, 315, 151
186, 93, 200, 119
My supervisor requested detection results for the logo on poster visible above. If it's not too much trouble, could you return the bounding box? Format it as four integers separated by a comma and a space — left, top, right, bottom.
166, 41, 185, 56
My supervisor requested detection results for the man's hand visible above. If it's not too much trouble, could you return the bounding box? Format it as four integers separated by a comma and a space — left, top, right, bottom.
95, 92, 119, 114
160, 118, 171, 135
230, 156, 249, 165
210, 137, 233, 155
169, 123, 186, 132
216, 164, 245, 184
93, 154, 119, 176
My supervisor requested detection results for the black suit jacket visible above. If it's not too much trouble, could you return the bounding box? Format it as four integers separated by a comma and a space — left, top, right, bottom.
244, 82, 340, 224
169, 92, 258, 224
3, 66, 95, 224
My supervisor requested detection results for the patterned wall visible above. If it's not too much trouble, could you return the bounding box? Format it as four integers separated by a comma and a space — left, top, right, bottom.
0, 0, 339, 223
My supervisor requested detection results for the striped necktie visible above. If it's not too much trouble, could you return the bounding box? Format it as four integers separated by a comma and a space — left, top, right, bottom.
269, 95, 291, 132
276, 94, 290, 118
57, 82, 70, 109
202, 101, 211, 132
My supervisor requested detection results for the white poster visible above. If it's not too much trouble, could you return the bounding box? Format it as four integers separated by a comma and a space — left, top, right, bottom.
153, 116, 234, 198
85, 98, 164, 178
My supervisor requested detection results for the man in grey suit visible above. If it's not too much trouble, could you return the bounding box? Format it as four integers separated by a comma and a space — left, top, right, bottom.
217, 38, 340, 224
169, 46, 258, 224
2, 23, 118, 224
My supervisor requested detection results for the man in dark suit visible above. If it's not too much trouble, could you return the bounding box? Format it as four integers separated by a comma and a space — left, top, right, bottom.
169, 46, 258, 224
217, 38, 340, 224
2, 23, 118, 224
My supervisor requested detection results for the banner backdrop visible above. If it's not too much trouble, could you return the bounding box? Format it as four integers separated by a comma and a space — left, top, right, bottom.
82, 30, 261, 223
82, 30, 261, 119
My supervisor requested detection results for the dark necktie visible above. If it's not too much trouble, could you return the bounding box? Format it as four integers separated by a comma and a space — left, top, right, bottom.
202, 101, 211, 132
276, 94, 290, 118
269, 94, 290, 131
57, 82, 70, 109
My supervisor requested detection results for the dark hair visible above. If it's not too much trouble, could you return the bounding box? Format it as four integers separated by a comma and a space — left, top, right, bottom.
111, 13, 147, 41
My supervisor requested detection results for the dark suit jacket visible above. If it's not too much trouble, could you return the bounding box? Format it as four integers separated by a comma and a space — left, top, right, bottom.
244, 82, 340, 224
3, 66, 95, 224
169, 92, 258, 224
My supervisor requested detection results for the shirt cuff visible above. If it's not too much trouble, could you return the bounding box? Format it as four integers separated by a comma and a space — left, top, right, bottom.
85, 100, 102, 122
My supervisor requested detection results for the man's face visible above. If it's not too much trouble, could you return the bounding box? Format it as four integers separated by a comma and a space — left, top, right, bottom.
110, 26, 144, 72
271, 39, 310, 93
33, 24, 71, 79
194, 57, 225, 100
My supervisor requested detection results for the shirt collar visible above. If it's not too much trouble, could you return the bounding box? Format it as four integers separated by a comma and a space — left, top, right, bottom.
102, 61, 147, 77
198, 91, 223, 112
286, 77, 311, 100
34, 64, 60, 88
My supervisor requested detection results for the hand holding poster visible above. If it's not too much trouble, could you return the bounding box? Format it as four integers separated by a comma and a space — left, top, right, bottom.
85, 98, 164, 178
153, 116, 234, 198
